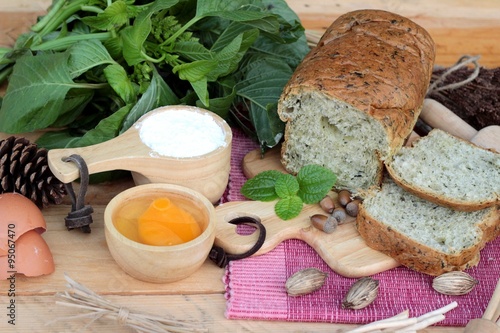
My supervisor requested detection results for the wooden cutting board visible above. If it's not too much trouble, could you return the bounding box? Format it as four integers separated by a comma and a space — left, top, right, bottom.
214, 196, 399, 278
233, 133, 422, 277
236, 108, 499, 277
242, 146, 287, 179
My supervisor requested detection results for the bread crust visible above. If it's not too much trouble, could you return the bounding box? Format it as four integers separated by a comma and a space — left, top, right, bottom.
278, 10, 435, 186
356, 203, 500, 276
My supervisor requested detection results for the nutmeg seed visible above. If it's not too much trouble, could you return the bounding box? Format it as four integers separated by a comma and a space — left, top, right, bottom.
342, 277, 379, 310
338, 190, 352, 206
319, 195, 335, 214
310, 214, 337, 233
285, 268, 328, 296
432, 271, 478, 295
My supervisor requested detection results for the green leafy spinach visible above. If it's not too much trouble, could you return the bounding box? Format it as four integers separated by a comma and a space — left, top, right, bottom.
0, 0, 309, 150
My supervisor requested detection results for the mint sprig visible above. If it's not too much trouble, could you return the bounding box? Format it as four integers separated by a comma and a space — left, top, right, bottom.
241, 164, 337, 220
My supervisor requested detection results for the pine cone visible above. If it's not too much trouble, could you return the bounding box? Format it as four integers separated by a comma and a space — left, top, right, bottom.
0, 136, 66, 208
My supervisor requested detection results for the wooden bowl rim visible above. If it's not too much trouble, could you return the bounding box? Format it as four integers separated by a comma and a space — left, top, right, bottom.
135, 105, 232, 160
104, 183, 216, 252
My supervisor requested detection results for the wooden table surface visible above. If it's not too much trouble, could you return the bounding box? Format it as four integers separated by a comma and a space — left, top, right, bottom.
1, 1, 499, 332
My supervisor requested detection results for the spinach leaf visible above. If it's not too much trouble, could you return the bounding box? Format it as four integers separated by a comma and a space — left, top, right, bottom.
234, 56, 292, 147
67, 39, 116, 78
103, 64, 136, 104
0, 52, 99, 133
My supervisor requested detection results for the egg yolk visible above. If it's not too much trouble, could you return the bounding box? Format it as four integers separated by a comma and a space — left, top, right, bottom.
137, 197, 201, 246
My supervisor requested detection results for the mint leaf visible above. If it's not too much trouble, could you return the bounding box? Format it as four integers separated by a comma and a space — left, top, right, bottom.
297, 164, 337, 204
275, 173, 299, 199
241, 164, 337, 220
275, 195, 303, 220
240, 170, 282, 201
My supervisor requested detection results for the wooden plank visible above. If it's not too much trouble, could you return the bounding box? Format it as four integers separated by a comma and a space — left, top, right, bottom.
0, 293, 463, 332
1, 1, 499, 67
0, 204, 227, 296
285, 1, 500, 67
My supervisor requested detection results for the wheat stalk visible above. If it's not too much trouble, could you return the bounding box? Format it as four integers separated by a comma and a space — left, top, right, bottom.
46, 274, 208, 333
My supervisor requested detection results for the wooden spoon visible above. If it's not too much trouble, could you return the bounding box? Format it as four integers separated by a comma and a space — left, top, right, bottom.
47, 106, 232, 204
420, 98, 500, 152
464, 278, 500, 332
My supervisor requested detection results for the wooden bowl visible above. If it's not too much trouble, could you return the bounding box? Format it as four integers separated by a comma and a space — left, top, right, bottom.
130, 106, 233, 203
104, 183, 216, 283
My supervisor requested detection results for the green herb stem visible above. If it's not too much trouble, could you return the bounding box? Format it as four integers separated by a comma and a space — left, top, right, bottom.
80, 6, 104, 14
73, 82, 109, 89
140, 50, 166, 64
162, 16, 201, 47
31, 32, 113, 51
37, 0, 96, 38
31, 0, 67, 33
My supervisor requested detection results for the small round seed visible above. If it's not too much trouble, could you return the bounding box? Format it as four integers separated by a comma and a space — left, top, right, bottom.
332, 207, 347, 223
338, 190, 352, 207
319, 195, 335, 214
346, 199, 361, 217
310, 214, 337, 233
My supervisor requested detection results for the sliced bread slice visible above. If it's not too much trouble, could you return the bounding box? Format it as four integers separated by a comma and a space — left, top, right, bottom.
356, 177, 500, 276
386, 129, 500, 211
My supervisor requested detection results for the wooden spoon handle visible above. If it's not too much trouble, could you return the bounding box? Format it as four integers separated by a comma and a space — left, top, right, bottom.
420, 98, 477, 140
470, 125, 500, 153
464, 319, 500, 333
483, 278, 500, 321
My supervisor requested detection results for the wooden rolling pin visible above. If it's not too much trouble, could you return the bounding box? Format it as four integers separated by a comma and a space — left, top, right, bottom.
420, 98, 500, 152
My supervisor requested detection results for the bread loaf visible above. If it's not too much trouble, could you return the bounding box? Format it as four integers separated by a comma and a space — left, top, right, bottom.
386, 129, 500, 211
277, 10, 435, 192
357, 177, 500, 276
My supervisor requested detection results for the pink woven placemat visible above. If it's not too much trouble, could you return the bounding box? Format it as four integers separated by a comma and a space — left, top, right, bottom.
223, 128, 500, 326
